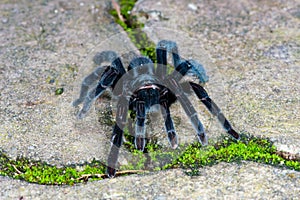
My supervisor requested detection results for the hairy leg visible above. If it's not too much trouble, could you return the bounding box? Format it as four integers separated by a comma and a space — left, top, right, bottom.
190, 82, 240, 140
73, 51, 118, 107
134, 90, 148, 151
186, 59, 209, 84
72, 66, 104, 107
160, 98, 178, 149
76, 66, 119, 119
107, 96, 128, 178
156, 40, 181, 77
165, 78, 208, 145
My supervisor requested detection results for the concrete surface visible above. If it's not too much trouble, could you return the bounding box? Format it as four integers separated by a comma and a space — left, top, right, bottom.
1, 162, 299, 199
0, 0, 299, 199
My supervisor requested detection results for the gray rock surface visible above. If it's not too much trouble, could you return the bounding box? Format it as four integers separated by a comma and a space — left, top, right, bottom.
0, 0, 299, 199
1, 162, 299, 199
0, 0, 138, 166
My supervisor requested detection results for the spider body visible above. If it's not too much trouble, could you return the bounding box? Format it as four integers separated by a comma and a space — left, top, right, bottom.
73, 40, 240, 177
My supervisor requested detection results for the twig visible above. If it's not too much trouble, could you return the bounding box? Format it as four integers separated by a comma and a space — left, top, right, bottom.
112, 0, 125, 22
276, 150, 300, 162
77, 173, 106, 181
115, 169, 149, 176
12, 164, 23, 174
77, 169, 149, 181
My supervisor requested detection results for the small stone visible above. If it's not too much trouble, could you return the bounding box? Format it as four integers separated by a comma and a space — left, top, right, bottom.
188, 3, 198, 11
148, 10, 163, 21
272, 87, 281, 93
28, 145, 35, 150
2, 17, 9, 24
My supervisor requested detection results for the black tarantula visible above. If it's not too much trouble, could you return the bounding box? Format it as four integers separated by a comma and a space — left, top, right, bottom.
73, 40, 240, 177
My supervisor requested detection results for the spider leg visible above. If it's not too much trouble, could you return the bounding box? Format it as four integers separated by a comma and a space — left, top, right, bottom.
134, 92, 147, 151
189, 82, 240, 140
186, 59, 209, 84
107, 96, 128, 178
76, 66, 119, 119
156, 40, 181, 77
165, 78, 208, 145
75, 57, 126, 119
160, 95, 178, 149
73, 51, 118, 107
72, 66, 104, 107
169, 60, 192, 81
127, 108, 135, 141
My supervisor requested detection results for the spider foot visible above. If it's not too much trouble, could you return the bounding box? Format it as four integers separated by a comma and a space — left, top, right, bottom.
77, 110, 87, 119
227, 129, 240, 140
197, 132, 208, 146
187, 59, 209, 84
72, 98, 83, 107
167, 131, 178, 149
76, 102, 92, 119
135, 136, 146, 151
106, 166, 116, 178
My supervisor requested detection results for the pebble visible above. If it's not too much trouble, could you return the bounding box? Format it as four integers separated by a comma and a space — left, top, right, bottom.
2, 17, 8, 24
188, 3, 198, 11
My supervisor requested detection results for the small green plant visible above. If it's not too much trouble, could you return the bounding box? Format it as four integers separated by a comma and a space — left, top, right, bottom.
55, 87, 64, 95
109, 0, 157, 62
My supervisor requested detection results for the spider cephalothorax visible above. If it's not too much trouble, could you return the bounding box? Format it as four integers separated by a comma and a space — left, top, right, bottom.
73, 40, 240, 177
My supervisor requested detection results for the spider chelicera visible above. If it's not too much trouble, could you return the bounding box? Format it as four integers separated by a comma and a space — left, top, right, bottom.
73, 40, 240, 177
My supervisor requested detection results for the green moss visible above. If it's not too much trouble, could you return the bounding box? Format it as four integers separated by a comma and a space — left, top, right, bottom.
0, 134, 299, 185
0, 152, 106, 185
55, 87, 64, 95
163, 134, 300, 175
109, 0, 157, 62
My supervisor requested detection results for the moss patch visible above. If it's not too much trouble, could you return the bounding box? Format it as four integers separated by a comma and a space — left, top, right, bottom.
109, 0, 157, 62
1, 134, 299, 185
54, 87, 64, 95
164, 134, 300, 176
0, 153, 106, 185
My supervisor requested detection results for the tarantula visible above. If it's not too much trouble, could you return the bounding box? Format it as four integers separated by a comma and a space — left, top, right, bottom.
73, 40, 240, 177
